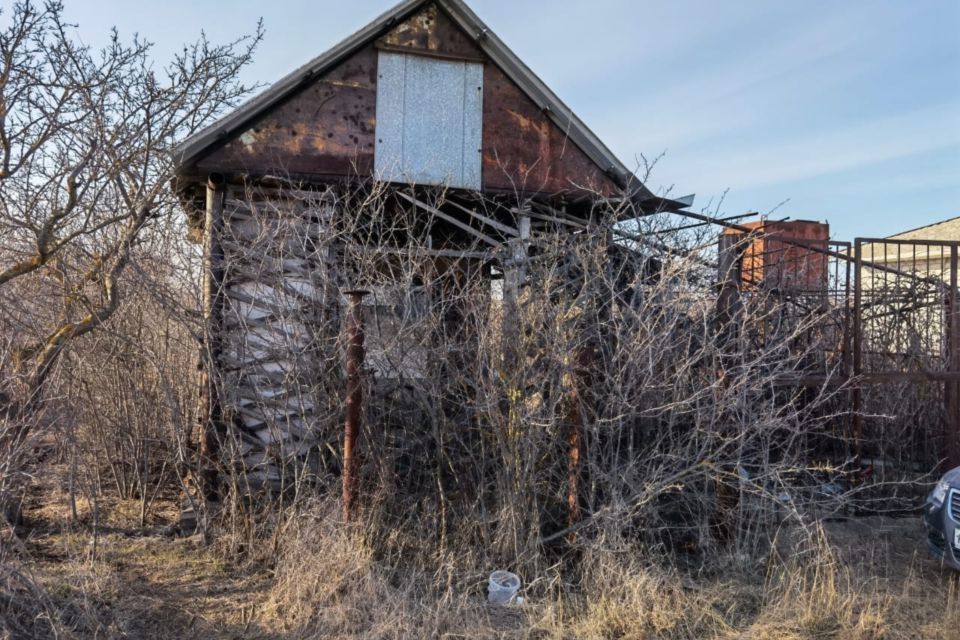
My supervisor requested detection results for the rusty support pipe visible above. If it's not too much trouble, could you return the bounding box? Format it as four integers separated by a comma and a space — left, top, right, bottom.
567, 401, 583, 535
342, 289, 369, 522
567, 345, 593, 540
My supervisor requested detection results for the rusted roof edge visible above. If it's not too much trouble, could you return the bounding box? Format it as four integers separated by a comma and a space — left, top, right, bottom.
172, 0, 657, 202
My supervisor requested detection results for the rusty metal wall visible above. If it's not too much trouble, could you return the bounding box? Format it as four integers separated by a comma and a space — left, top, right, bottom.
197, 46, 379, 179
195, 2, 621, 198
376, 2, 484, 61
480, 62, 619, 197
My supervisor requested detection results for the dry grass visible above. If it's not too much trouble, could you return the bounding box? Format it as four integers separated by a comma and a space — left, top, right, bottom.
253, 502, 959, 640
262, 501, 536, 639
11, 531, 268, 638
5, 479, 958, 640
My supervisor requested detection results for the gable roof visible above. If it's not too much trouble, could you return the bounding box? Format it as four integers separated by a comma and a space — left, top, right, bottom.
173, 0, 659, 202
888, 215, 960, 241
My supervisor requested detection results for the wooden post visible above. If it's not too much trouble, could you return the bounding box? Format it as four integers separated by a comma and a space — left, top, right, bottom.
712, 232, 744, 544
502, 212, 530, 364
183, 173, 226, 533
198, 173, 226, 500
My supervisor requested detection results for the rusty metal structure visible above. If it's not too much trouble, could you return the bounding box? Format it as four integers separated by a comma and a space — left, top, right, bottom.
718, 221, 960, 480
718, 220, 849, 380
172, 0, 691, 503
171, 0, 955, 523
722, 220, 831, 294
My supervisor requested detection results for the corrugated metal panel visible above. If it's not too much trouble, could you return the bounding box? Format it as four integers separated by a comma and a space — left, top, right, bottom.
461, 62, 483, 188
375, 52, 407, 179
375, 51, 483, 190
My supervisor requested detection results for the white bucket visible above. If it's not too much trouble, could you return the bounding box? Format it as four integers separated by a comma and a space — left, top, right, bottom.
487, 570, 521, 605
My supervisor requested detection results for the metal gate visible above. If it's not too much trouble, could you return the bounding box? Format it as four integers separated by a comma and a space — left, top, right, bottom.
853, 237, 960, 472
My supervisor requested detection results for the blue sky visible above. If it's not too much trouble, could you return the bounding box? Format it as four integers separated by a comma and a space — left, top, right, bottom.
61, 0, 960, 241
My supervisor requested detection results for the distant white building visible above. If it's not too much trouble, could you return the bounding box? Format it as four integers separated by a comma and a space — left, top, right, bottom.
856, 216, 960, 361
858, 216, 960, 278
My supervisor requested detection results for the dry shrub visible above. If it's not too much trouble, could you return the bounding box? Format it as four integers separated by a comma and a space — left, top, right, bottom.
742, 525, 886, 640
265, 501, 389, 633
262, 503, 759, 640
561, 546, 733, 639
262, 503, 959, 640
264, 499, 537, 639
0, 544, 115, 640
0, 560, 65, 640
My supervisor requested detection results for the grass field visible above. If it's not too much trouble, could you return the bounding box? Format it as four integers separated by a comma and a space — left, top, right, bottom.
4, 475, 958, 640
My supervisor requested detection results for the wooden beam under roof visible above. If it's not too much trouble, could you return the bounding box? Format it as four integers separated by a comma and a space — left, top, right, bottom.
396, 191, 502, 248
444, 198, 520, 238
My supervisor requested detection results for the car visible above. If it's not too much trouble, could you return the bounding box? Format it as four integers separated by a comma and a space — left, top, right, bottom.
923, 466, 960, 570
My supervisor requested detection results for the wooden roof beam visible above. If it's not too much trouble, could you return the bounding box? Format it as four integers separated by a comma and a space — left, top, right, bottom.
396, 190, 502, 248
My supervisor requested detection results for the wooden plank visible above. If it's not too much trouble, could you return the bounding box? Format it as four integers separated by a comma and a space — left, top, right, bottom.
396, 191, 501, 248
531, 202, 592, 227
510, 206, 585, 229
352, 245, 491, 260
445, 199, 520, 237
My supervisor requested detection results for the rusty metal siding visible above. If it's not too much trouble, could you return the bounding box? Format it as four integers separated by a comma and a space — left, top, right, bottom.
197, 46, 379, 178
375, 51, 483, 190
481, 63, 619, 197
376, 2, 484, 61
193, 1, 622, 198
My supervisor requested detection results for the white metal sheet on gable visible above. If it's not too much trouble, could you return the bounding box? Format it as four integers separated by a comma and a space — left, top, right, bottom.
375, 51, 483, 190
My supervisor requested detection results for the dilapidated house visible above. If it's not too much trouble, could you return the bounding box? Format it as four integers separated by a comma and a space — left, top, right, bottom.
172, 0, 691, 498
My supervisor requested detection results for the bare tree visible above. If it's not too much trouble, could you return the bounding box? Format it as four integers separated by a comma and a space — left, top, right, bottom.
0, 1, 261, 419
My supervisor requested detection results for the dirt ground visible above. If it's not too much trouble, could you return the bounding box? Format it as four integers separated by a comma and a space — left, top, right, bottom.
9, 484, 274, 639
5, 477, 959, 639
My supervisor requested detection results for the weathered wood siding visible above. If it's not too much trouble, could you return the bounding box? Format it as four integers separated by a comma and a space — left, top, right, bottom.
195, 2, 619, 197
212, 185, 493, 487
